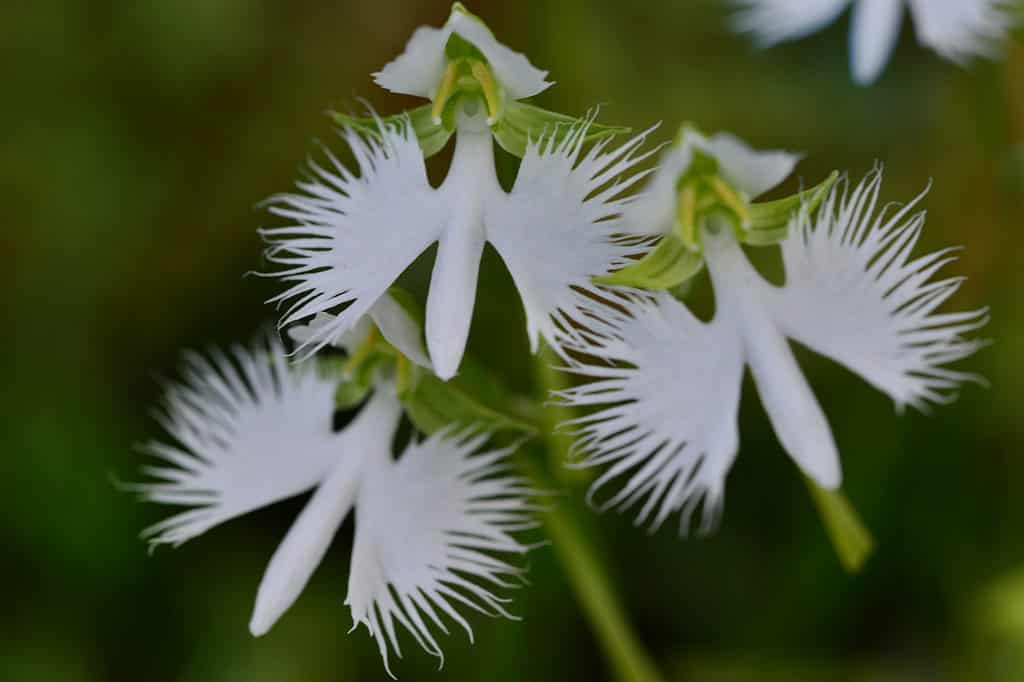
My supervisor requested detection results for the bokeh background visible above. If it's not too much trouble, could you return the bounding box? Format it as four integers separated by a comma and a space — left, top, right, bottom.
3, 1, 1023, 680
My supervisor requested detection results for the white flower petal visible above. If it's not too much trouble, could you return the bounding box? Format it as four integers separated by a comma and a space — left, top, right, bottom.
287, 312, 373, 354
619, 140, 692, 236
557, 291, 745, 534
775, 169, 988, 412
370, 294, 432, 369
373, 25, 451, 98
347, 429, 537, 676
250, 389, 403, 637
372, 10, 551, 101
486, 121, 657, 350
704, 132, 802, 199
263, 117, 448, 357
703, 233, 841, 489
908, 0, 1014, 65
424, 127, 498, 380
425, 213, 487, 381
850, 0, 905, 85
448, 12, 552, 99
135, 334, 339, 546
730, 0, 850, 47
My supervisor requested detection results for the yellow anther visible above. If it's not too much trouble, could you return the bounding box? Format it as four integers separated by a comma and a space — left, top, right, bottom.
469, 60, 501, 125
431, 62, 459, 124
342, 327, 379, 376
395, 354, 412, 395
676, 184, 700, 252
709, 177, 751, 229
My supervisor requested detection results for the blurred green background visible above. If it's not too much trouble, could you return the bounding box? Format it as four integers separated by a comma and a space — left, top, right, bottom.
3, 1, 1023, 680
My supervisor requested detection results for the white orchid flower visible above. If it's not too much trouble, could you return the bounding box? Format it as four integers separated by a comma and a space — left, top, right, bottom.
731, 0, 1017, 85
263, 3, 653, 380
264, 111, 653, 381
133, 334, 538, 675
557, 156, 987, 534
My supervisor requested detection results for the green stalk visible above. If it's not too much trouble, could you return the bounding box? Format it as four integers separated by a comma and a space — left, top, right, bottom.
532, 344, 667, 682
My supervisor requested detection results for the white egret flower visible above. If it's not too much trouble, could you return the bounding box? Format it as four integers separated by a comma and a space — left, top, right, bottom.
558, 160, 987, 533
264, 111, 652, 381
730, 0, 1016, 85
134, 334, 537, 675
263, 3, 653, 381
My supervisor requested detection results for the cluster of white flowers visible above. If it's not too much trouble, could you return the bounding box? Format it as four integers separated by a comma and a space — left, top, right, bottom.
132, 2, 999, 675
731, 0, 1017, 84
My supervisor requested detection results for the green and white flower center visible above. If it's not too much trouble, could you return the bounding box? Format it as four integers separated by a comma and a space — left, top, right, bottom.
430, 33, 504, 126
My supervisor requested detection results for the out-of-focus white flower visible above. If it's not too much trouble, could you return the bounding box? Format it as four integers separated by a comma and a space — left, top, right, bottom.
558, 168, 987, 533
133, 334, 537, 676
731, 0, 1017, 85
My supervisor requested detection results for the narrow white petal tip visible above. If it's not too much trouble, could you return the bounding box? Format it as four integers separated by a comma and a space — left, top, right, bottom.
432, 361, 458, 382
248, 612, 272, 638
805, 458, 842, 491
249, 580, 294, 638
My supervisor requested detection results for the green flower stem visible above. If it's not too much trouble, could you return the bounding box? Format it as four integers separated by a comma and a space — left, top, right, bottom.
532, 343, 667, 682
531, 343, 587, 485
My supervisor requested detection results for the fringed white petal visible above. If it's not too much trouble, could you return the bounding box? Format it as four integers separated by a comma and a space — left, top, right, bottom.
730, 0, 850, 47
135, 334, 339, 546
486, 121, 658, 351
775, 169, 988, 412
556, 291, 745, 534
849, 0, 905, 85
347, 429, 538, 676
263, 116, 447, 358
908, 0, 1015, 65
373, 11, 551, 100
250, 389, 403, 637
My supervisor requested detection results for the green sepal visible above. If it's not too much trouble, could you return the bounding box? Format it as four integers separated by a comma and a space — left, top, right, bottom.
444, 31, 486, 62
744, 171, 839, 243
493, 101, 631, 158
401, 356, 537, 436
330, 104, 453, 158
315, 356, 376, 409
595, 232, 705, 290
333, 376, 373, 409
806, 477, 875, 573
742, 226, 789, 246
